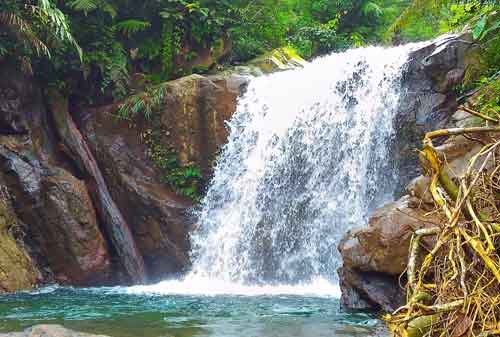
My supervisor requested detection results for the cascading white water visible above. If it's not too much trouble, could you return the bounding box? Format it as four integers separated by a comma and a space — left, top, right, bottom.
128, 43, 425, 296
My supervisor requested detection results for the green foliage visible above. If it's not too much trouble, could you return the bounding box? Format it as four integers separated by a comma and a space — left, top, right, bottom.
117, 83, 168, 119
142, 125, 202, 201
161, 20, 176, 79
0, 0, 81, 72
67, 0, 117, 17
115, 19, 151, 37
385, 0, 500, 43
141, 122, 202, 201
470, 77, 500, 121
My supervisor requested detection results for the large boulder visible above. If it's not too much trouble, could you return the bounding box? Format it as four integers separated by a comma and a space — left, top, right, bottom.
393, 33, 477, 194
339, 196, 442, 311
157, 73, 248, 178
339, 118, 488, 311
81, 106, 194, 281
0, 145, 113, 286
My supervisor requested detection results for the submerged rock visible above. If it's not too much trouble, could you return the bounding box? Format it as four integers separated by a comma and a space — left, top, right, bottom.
0, 325, 110, 337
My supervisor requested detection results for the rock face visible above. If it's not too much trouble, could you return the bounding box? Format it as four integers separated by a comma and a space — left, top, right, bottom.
393, 33, 477, 194
0, 61, 248, 290
339, 34, 484, 312
81, 104, 194, 281
157, 74, 248, 178
0, 181, 38, 292
339, 196, 442, 311
0, 325, 110, 337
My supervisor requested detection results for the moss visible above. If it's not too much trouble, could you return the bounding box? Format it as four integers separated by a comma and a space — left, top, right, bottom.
0, 194, 37, 292
141, 123, 202, 201
248, 47, 305, 73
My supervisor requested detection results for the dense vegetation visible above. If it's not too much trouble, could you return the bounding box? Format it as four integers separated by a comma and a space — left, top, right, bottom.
2, 0, 499, 104
1, 0, 499, 199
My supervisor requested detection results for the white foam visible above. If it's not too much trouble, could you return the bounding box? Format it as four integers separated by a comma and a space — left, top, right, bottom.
125, 276, 340, 297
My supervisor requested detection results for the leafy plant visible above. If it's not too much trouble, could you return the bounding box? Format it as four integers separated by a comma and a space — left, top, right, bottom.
114, 19, 151, 37
142, 126, 202, 200
117, 83, 168, 119
0, 0, 81, 72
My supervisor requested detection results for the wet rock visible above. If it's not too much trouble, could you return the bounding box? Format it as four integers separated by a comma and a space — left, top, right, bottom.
0, 146, 113, 286
0, 177, 39, 292
339, 196, 443, 311
394, 33, 476, 195
81, 108, 194, 281
49, 93, 146, 284
0, 325, 110, 337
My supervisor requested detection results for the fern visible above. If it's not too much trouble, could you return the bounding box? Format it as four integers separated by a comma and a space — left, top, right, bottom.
31, 0, 82, 60
67, 0, 117, 18
362, 2, 384, 19
114, 19, 151, 37
0, 11, 51, 57
67, 0, 100, 13
117, 84, 168, 120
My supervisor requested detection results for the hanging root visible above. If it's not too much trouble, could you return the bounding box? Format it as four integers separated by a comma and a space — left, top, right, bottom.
385, 119, 500, 337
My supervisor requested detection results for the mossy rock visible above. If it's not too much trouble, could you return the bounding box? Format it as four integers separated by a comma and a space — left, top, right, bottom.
248, 47, 306, 74
0, 196, 38, 292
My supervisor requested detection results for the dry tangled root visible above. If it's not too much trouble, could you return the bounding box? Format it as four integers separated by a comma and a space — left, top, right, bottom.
385, 109, 500, 337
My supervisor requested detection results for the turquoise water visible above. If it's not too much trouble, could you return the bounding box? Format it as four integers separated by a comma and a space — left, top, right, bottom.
0, 286, 382, 337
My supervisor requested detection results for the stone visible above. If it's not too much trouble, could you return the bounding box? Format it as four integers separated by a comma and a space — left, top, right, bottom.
436, 135, 483, 177
49, 93, 146, 284
247, 47, 306, 73
157, 73, 245, 178
0, 146, 113, 286
38, 168, 112, 285
393, 34, 476, 196
405, 176, 433, 206
0, 179, 39, 293
0, 325, 110, 337
81, 107, 194, 281
339, 196, 443, 311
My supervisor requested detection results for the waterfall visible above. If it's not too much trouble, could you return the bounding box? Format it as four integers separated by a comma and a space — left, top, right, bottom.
189, 44, 422, 285
128, 43, 425, 296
